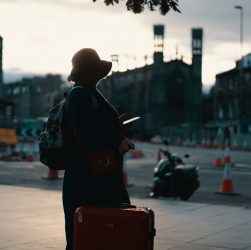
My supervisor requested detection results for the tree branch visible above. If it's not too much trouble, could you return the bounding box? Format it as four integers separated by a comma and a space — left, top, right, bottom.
93, 0, 181, 15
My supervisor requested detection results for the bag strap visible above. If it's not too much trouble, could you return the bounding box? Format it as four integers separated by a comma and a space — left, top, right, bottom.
64, 86, 98, 154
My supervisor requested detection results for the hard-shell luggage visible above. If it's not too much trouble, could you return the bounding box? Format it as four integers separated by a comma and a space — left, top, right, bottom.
73, 204, 155, 250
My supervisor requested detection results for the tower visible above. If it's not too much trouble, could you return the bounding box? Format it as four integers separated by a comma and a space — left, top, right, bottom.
191, 28, 203, 123
153, 25, 164, 65
192, 28, 203, 82
0, 36, 3, 85
0, 36, 3, 98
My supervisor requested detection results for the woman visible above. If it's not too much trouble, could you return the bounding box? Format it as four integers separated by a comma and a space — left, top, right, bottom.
61, 48, 134, 250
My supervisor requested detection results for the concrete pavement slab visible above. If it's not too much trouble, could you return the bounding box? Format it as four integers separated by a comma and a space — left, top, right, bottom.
0, 185, 251, 250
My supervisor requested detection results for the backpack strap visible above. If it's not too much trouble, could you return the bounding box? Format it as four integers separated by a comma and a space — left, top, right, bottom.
64, 85, 98, 153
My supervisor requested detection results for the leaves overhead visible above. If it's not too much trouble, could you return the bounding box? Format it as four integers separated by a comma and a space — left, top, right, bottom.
93, 0, 180, 15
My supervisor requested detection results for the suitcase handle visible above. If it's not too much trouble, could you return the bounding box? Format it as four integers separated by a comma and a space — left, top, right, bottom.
120, 203, 136, 209
84, 203, 136, 209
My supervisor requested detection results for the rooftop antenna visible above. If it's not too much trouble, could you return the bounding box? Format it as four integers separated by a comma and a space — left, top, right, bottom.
111, 54, 119, 72
175, 45, 179, 59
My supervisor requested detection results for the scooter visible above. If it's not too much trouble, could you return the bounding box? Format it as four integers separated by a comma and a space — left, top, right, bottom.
149, 141, 200, 200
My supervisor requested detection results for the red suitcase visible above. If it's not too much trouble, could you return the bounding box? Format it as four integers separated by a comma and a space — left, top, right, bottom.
73, 204, 155, 250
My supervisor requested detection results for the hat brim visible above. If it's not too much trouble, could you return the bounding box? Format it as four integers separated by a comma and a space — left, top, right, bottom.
97, 60, 112, 80
68, 60, 112, 82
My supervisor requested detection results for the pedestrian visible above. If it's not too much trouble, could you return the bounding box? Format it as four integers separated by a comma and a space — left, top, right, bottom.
61, 48, 135, 250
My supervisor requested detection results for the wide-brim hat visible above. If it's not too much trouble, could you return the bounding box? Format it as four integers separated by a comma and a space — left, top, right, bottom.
68, 48, 112, 82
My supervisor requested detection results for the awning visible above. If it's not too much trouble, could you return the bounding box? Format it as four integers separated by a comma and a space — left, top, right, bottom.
0, 128, 17, 144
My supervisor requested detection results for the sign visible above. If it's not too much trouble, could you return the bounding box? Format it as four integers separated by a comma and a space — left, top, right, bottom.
0, 129, 17, 144
17, 127, 40, 138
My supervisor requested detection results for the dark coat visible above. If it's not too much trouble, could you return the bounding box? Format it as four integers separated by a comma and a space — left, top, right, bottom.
61, 85, 130, 250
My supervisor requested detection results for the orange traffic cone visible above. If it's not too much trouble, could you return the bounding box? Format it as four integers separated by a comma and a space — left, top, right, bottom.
157, 149, 162, 162
123, 158, 133, 187
26, 154, 34, 162
213, 138, 221, 149
131, 142, 144, 158
131, 151, 143, 158
214, 145, 223, 168
43, 169, 62, 180
216, 146, 239, 196
223, 145, 231, 164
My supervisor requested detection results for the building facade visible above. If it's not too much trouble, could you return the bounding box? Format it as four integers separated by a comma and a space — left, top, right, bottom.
2, 74, 64, 118
212, 53, 251, 134
100, 25, 203, 137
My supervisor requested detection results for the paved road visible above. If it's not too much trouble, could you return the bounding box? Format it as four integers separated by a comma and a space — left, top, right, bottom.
0, 142, 250, 208
2, 185, 251, 250
125, 142, 251, 208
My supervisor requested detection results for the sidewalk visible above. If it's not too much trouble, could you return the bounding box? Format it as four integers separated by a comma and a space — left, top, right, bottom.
0, 185, 251, 250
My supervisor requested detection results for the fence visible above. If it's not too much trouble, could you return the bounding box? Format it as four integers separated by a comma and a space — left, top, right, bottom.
161, 125, 251, 151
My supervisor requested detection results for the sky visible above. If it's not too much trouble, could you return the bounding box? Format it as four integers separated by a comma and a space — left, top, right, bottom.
0, 0, 251, 87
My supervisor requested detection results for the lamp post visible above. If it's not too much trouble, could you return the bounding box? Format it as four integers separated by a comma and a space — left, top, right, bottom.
235, 5, 243, 61
234, 5, 244, 132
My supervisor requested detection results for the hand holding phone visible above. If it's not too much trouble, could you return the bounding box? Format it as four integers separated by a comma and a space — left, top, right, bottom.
119, 114, 140, 131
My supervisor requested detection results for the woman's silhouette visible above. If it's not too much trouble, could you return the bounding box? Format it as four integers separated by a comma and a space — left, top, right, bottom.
61, 48, 134, 250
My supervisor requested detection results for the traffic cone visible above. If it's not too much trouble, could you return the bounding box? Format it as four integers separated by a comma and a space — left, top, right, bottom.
243, 140, 248, 151
26, 154, 34, 162
43, 169, 62, 180
131, 151, 143, 158
213, 139, 221, 149
26, 141, 35, 162
201, 138, 206, 148
215, 146, 239, 196
131, 141, 144, 158
232, 139, 238, 150
123, 157, 133, 187
157, 149, 162, 162
190, 138, 196, 147
206, 138, 211, 148
214, 145, 223, 168
224, 145, 231, 165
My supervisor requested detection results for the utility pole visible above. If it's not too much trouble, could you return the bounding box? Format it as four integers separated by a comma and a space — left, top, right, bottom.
235, 5, 244, 133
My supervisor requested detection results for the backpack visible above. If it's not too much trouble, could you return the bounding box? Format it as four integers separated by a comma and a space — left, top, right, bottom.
38, 86, 98, 170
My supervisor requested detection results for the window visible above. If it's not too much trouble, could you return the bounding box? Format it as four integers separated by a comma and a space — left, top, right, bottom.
218, 104, 223, 119
22, 86, 28, 94
36, 86, 41, 93
7, 89, 12, 96
193, 39, 201, 48
13, 87, 20, 95
228, 102, 233, 119
5, 106, 12, 116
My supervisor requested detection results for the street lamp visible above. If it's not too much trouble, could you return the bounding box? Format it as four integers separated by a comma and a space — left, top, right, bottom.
235, 5, 243, 60
234, 5, 244, 130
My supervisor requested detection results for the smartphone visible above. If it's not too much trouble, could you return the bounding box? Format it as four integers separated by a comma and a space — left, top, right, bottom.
122, 117, 141, 125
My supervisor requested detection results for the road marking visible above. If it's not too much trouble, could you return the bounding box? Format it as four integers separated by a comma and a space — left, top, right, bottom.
235, 163, 251, 169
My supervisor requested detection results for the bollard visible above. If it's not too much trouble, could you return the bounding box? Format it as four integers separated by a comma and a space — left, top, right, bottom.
214, 145, 223, 168
156, 149, 162, 162
43, 169, 63, 180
